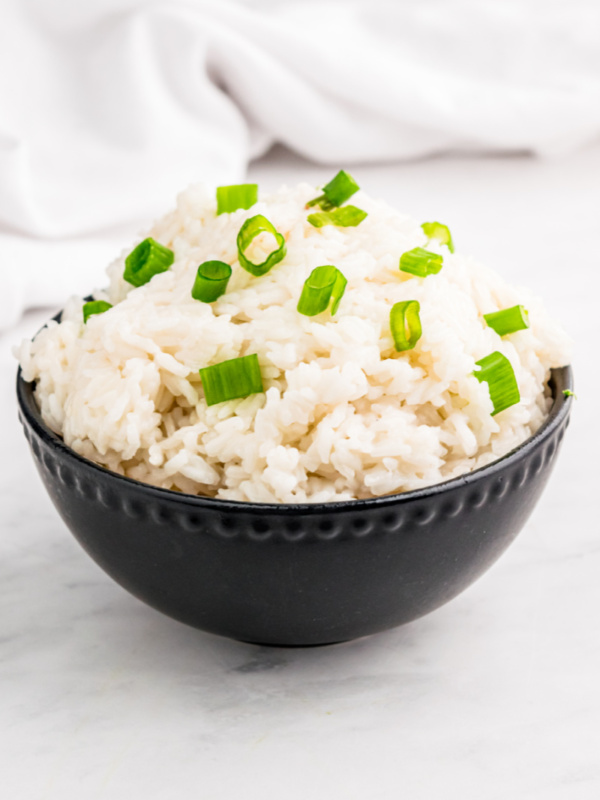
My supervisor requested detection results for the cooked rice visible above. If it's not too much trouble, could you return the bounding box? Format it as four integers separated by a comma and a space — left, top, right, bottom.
18, 183, 572, 503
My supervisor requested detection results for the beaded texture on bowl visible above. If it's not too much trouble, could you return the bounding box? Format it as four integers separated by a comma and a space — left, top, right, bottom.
21, 390, 570, 546
17, 367, 573, 645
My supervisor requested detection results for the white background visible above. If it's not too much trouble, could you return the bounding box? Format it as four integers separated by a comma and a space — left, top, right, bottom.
1, 0, 600, 796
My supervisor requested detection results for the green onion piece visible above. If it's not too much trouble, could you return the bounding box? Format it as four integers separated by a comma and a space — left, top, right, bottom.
191, 260, 232, 303
297, 265, 347, 317
421, 221, 455, 253
83, 300, 112, 323
329, 271, 348, 315
306, 170, 359, 210
399, 247, 443, 278
200, 354, 264, 407
390, 301, 422, 352
473, 351, 520, 416
237, 214, 287, 277
216, 184, 258, 215
322, 170, 359, 206
483, 305, 530, 336
123, 238, 174, 287
563, 389, 577, 399
307, 205, 368, 228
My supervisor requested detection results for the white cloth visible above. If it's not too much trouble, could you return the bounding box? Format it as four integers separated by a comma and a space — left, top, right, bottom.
2, 0, 600, 327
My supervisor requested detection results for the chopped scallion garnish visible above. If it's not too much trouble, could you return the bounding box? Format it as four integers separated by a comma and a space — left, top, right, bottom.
306, 170, 359, 211
483, 305, 530, 336
307, 205, 367, 228
200, 354, 264, 407
563, 389, 577, 399
297, 265, 347, 317
399, 247, 443, 278
237, 214, 287, 277
216, 184, 258, 215
390, 301, 422, 352
123, 238, 174, 287
473, 351, 520, 416
191, 260, 232, 303
83, 300, 112, 323
421, 221, 455, 253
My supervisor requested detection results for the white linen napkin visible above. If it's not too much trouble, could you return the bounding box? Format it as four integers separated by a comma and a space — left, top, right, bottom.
2, 0, 599, 327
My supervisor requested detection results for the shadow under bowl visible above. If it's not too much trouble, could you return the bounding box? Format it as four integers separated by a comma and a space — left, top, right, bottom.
17, 364, 573, 646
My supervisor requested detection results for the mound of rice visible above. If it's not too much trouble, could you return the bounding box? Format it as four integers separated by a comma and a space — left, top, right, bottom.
18, 182, 571, 503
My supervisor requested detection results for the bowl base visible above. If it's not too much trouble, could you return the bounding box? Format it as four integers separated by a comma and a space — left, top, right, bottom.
241, 638, 346, 648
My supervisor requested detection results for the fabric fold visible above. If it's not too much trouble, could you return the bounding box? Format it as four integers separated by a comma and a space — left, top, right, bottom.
1, 0, 599, 327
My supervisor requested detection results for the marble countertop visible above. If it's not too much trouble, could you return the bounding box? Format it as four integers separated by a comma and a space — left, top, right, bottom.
1, 146, 599, 800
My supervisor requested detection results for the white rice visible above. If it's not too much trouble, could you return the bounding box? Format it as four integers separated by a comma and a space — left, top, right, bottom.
18, 183, 572, 503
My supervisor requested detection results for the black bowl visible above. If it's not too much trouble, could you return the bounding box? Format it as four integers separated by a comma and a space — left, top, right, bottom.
17, 362, 573, 646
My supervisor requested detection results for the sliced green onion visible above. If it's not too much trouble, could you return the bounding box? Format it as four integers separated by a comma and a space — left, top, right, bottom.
421, 221, 455, 253
191, 260, 232, 303
237, 215, 287, 277
390, 301, 422, 352
399, 247, 443, 278
123, 238, 174, 287
483, 305, 530, 336
297, 265, 347, 317
306, 170, 359, 211
563, 389, 577, 399
473, 351, 520, 416
307, 205, 367, 229
200, 354, 264, 407
83, 300, 112, 323
216, 184, 258, 215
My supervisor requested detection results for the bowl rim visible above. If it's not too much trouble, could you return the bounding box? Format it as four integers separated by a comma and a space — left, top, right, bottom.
17, 355, 573, 515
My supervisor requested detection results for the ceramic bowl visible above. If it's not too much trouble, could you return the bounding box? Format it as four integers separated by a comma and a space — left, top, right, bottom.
17, 359, 573, 646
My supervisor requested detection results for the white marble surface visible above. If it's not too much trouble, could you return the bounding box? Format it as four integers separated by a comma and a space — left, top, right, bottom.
1, 146, 599, 799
